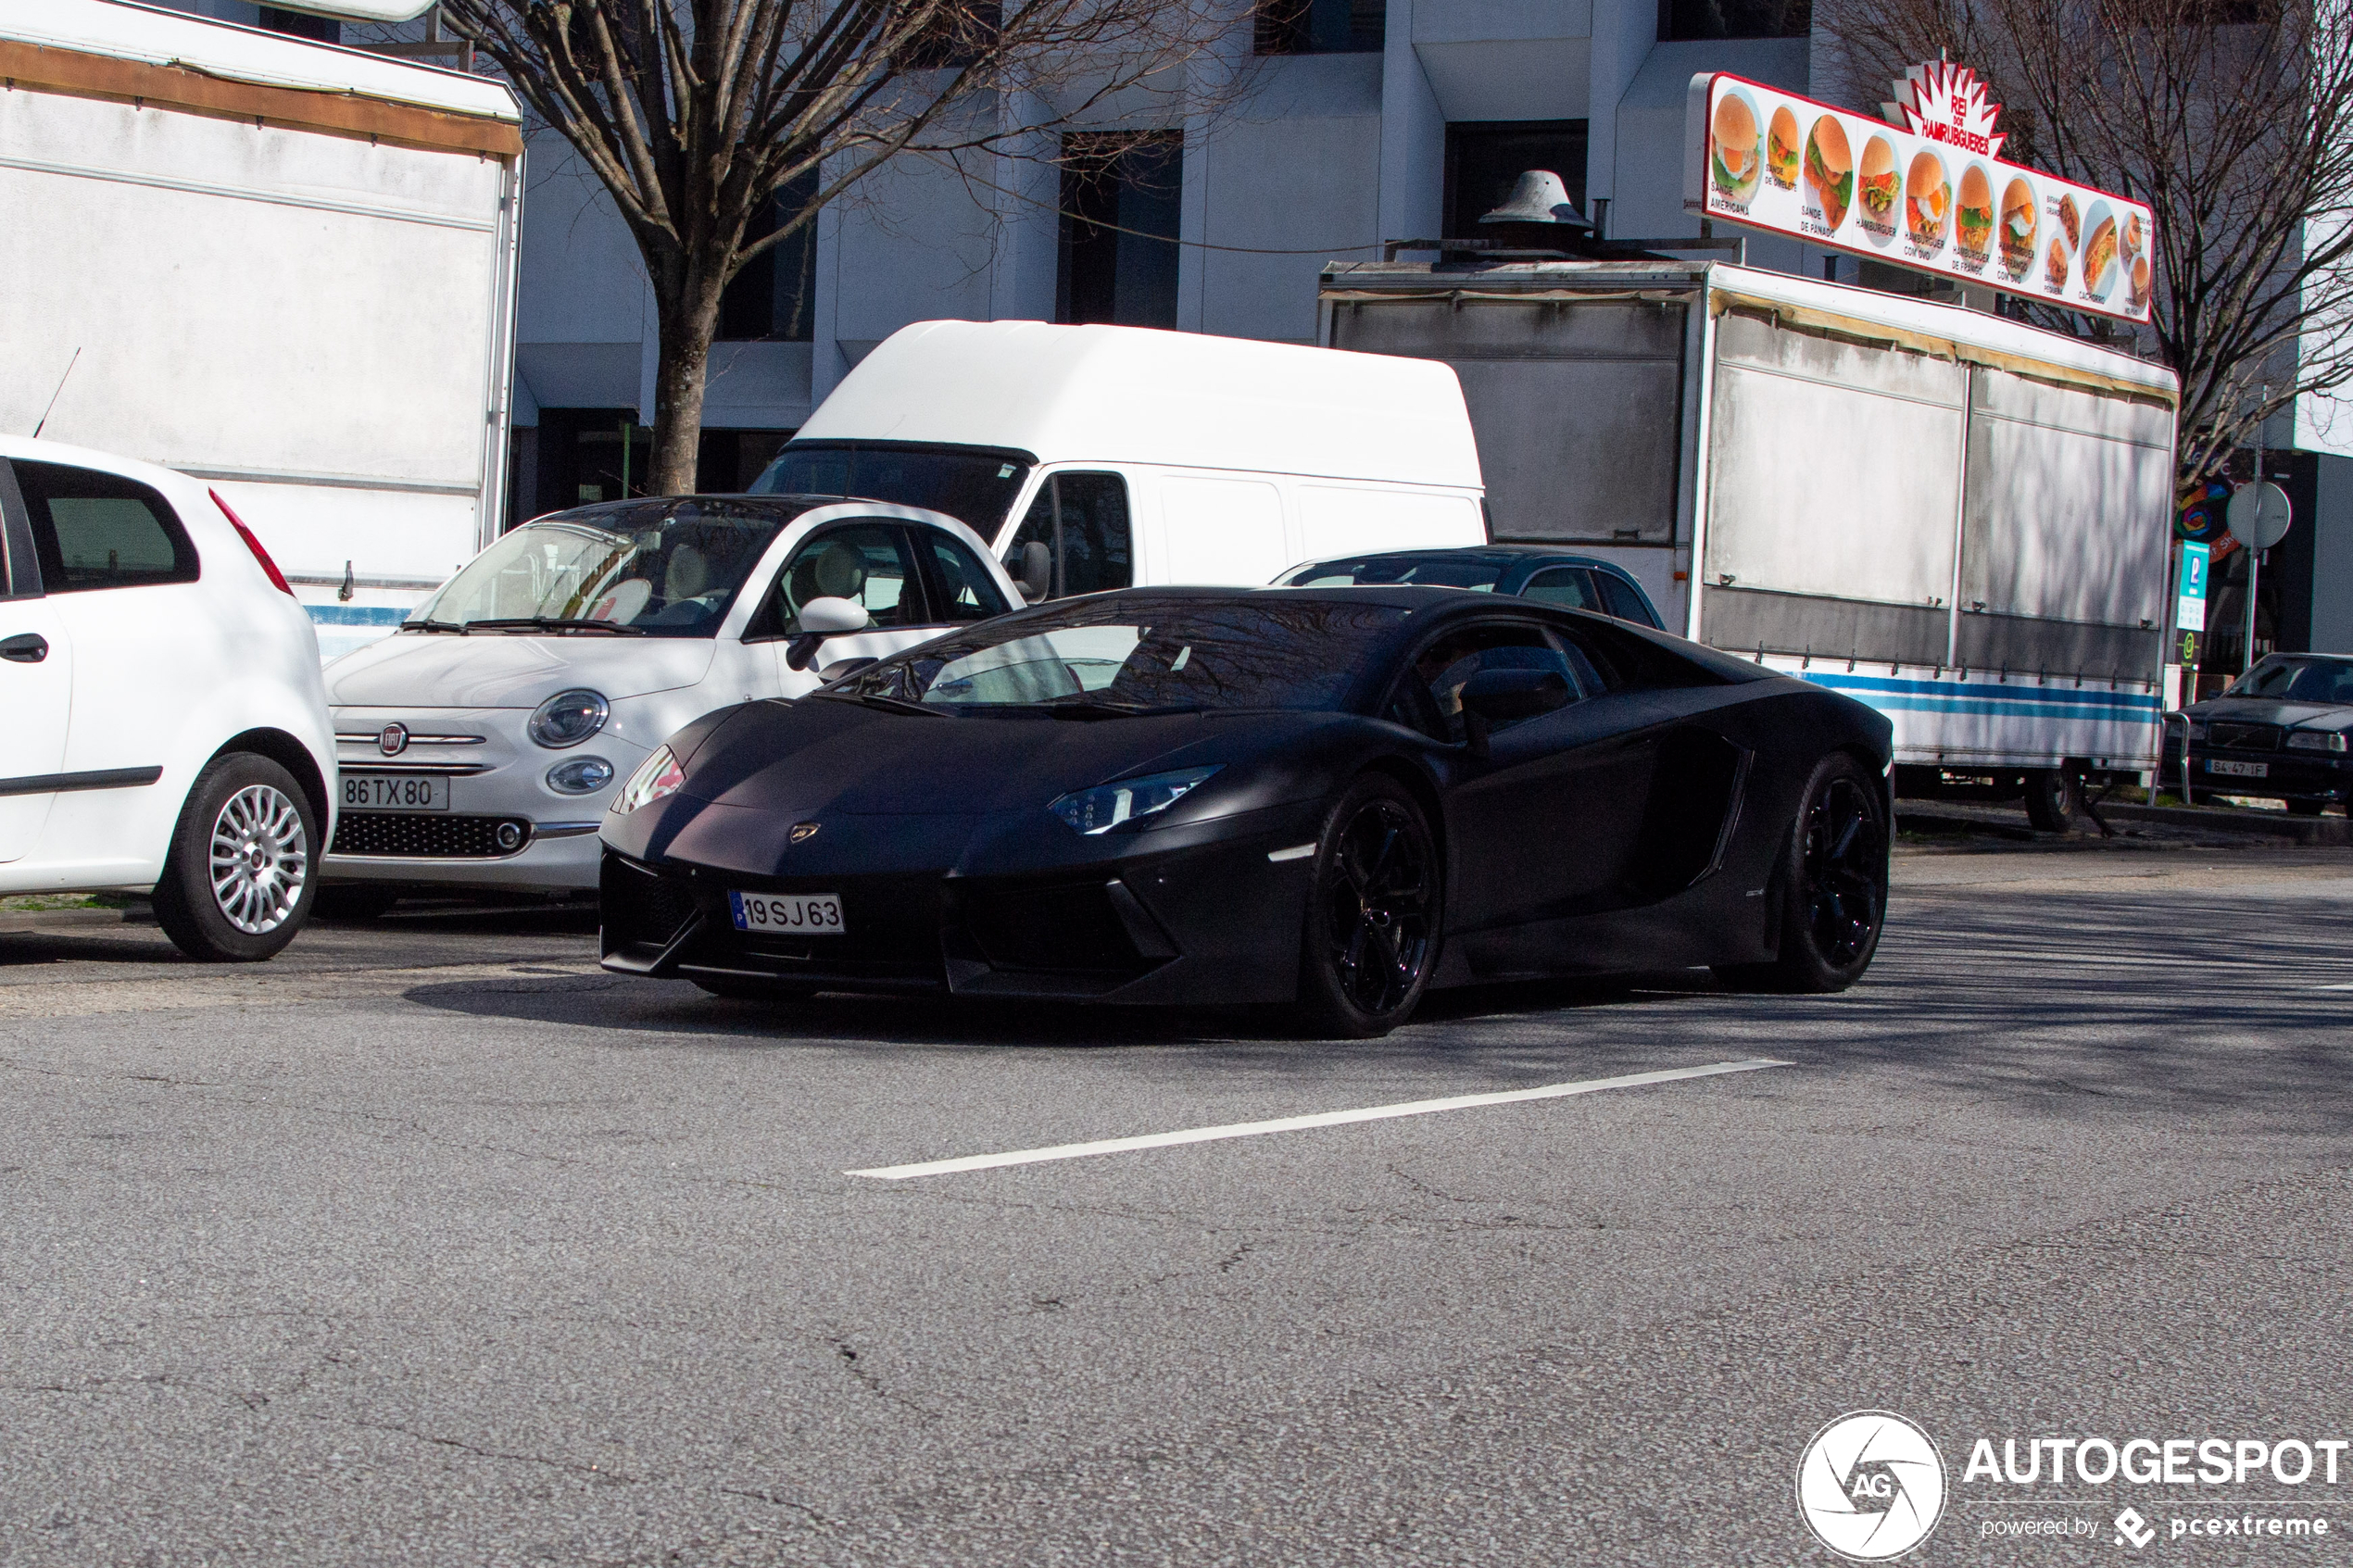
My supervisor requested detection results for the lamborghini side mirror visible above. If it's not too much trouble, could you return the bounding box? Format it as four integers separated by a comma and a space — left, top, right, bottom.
1459, 667, 1572, 726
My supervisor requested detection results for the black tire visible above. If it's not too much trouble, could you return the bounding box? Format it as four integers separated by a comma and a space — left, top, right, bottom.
1291, 774, 1441, 1039
313, 884, 400, 922
691, 975, 815, 1002
1719, 753, 1888, 995
2287, 797, 2329, 819
150, 753, 318, 962
2024, 769, 2083, 833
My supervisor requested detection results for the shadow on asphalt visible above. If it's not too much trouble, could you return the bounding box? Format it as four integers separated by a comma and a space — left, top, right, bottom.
396, 965, 1707, 1050
384, 881, 2353, 1135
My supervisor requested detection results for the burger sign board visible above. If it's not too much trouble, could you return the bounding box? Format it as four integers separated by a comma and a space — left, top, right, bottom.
1684, 62, 2154, 324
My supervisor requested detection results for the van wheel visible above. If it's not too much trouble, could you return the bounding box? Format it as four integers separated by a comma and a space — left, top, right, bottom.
151, 754, 316, 962
2024, 769, 2082, 832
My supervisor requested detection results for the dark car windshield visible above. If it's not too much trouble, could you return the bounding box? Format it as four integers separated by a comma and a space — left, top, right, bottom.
749, 442, 1029, 538
1280, 554, 1505, 592
411, 497, 808, 637
2229, 657, 2353, 704
833, 595, 1411, 714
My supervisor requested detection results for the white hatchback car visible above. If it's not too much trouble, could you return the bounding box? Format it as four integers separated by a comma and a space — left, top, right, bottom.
317, 494, 1021, 908
0, 434, 335, 960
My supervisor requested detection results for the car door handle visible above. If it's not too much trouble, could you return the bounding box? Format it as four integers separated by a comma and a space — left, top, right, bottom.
0, 633, 47, 664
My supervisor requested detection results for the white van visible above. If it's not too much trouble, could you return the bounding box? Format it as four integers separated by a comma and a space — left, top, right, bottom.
748, 321, 1488, 600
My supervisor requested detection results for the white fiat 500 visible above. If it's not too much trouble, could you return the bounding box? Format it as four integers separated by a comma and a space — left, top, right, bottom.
0, 433, 335, 960
317, 495, 1019, 909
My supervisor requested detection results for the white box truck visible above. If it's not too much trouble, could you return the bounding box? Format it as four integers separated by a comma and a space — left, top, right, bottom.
0, 0, 522, 659
1321, 257, 2181, 819
749, 320, 1490, 599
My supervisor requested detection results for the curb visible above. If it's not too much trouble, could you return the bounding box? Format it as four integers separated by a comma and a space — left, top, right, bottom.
2093, 802, 2352, 846
0, 907, 157, 933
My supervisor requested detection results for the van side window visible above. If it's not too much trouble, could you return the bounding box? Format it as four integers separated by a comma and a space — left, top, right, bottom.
1595, 571, 1661, 628
15, 461, 198, 594
1006, 471, 1133, 598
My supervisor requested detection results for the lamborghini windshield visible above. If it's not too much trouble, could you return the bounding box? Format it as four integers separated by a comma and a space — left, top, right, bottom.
830, 595, 1410, 714
410, 498, 811, 637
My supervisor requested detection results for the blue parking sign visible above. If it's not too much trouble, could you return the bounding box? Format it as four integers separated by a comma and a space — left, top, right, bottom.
2177, 541, 2208, 633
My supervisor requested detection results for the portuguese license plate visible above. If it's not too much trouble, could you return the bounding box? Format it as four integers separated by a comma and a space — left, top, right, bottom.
342, 773, 451, 810
730, 890, 846, 935
2208, 759, 2270, 778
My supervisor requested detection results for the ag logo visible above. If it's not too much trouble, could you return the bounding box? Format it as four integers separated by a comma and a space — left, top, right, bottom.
1796, 1411, 1946, 1560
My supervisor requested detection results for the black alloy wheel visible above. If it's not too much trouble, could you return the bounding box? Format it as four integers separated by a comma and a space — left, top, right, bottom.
1719, 753, 1888, 994
1294, 775, 1440, 1038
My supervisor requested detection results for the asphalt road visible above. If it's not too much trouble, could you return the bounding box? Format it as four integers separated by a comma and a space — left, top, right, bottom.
5, 832, 2353, 1566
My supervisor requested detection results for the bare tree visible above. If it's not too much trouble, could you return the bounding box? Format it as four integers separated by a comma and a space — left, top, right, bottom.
1819, 0, 2353, 489
437, 0, 1232, 495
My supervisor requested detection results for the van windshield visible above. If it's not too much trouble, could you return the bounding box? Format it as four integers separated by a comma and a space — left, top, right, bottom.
749, 442, 1030, 539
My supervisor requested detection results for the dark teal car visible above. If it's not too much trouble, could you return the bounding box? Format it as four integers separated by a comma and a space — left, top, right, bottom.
1277, 546, 1666, 629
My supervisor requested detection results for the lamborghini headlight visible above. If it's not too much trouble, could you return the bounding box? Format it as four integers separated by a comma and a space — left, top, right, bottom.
1050, 766, 1221, 835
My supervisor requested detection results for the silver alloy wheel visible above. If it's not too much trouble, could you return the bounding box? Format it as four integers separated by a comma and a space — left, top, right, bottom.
208, 784, 308, 935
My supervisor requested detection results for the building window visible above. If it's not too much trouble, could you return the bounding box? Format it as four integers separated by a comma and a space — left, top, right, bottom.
1659, 0, 1810, 41
1057, 132, 1183, 330
697, 429, 794, 495
1442, 122, 1590, 238
1255, 0, 1386, 54
718, 168, 820, 343
896, 1, 1002, 69
258, 7, 341, 43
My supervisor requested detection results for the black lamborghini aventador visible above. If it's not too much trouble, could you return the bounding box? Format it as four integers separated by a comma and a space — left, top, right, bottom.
598, 587, 1894, 1036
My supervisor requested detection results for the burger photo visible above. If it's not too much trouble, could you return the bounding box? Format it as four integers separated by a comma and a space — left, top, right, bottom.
1998, 177, 2037, 274
1711, 93, 1761, 198
1858, 136, 1900, 222
1767, 107, 1801, 187
2082, 214, 2119, 295
2045, 235, 2070, 288
2058, 193, 2081, 248
1906, 151, 1949, 245
1805, 116, 1854, 228
2129, 255, 2152, 310
1955, 166, 1994, 256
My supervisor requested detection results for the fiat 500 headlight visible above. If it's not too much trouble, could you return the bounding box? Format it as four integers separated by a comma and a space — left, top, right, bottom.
529, 688, 609, 748
1051, 766, 1221, 835
547, 756, 615, 795
2286, 730, 2348, 753
610, 746, 684, 814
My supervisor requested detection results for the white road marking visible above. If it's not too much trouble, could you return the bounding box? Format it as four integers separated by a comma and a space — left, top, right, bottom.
848, 1058, 1793, 1180
1265, 843, 1316, 862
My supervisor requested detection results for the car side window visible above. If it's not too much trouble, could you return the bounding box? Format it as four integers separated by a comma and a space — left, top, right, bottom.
769, 522, 926, 634
1519, 566, 1598, 611
15, 460, 198, 594
1595, 571, 1661, 628
1005, 471, 1133, 598
918, 533, 1011, 623
1393, 622, 1582, 744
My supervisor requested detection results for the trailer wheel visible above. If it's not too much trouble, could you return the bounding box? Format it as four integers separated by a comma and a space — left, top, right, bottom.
2024, 769, 2082, 833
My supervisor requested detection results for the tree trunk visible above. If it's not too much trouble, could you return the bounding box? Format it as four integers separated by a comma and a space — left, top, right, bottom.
648, 281, 725, 495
